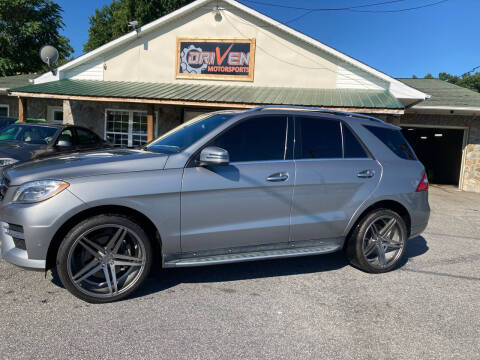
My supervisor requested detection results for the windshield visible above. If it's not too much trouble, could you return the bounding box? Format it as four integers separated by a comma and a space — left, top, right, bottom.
0, 124, 58, 145
146, 113, 236, 154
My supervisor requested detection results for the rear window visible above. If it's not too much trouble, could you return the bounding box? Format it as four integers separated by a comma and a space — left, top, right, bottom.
364, 125, 416, 160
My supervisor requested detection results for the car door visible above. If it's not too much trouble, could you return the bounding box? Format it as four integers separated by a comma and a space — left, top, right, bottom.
180, 115, 294, 254
74, 127, 106, 151
291, 116, 381, 244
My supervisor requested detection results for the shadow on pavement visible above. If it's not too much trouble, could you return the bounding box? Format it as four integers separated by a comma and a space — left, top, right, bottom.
49, 236, 429, 300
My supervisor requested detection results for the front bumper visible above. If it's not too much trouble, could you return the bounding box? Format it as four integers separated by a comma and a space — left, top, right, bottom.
0, 189, 87, 271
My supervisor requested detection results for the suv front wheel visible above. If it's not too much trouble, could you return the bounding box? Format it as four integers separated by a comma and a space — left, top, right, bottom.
56, 214, 153, 303
346, 209, 408, 273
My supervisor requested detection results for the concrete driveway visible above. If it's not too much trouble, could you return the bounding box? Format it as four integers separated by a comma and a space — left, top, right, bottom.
1, 185, 479, 359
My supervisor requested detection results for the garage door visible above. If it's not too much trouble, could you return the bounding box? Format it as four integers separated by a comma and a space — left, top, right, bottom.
402, 126, 464, 185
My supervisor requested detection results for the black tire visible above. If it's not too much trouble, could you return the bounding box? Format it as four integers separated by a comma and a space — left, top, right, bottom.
56, 214, 153, 303
345, 208, 408, 273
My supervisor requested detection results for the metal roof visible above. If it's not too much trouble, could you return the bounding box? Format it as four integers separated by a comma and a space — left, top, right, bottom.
398, 78, 480, 109
9, 80, 404, 110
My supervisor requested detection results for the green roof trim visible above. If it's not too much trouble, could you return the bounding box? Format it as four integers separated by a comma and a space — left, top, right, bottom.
9, 80, 404, 109
398, 78, 480, 108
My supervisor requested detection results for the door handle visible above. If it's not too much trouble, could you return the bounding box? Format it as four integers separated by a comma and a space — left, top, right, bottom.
357, 169, 375, 178
266, 172, 289, 182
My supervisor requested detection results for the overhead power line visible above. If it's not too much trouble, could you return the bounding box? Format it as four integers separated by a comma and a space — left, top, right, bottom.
241, 0, 450, 13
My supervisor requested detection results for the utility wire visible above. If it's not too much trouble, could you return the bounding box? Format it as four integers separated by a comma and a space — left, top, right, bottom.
461, 65, 480, 77
242, 0, 409, 11
241, 0, 450, 13
350, 0, 450, 12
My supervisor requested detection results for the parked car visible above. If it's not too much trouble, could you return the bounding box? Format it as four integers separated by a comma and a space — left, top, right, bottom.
0, 123, 111, 167
0, 106, 430, 303
0, 118, 16, 130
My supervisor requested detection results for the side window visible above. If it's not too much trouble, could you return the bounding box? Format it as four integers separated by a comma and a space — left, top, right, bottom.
57, 129, 74, 146
364, 125, 416, 160
342, 124, 369, 158
76, 128, 101, 146
210, 116, 288, 162
296, 117, 342, 159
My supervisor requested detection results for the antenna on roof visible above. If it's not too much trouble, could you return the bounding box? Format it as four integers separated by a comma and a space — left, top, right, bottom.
39, 45, 59, 75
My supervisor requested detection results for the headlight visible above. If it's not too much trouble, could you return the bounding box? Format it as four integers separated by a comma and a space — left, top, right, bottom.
12, 180, 69, 204
0, 158, 18, 167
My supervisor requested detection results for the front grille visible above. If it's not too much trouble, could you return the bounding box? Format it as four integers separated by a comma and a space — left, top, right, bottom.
0, 176, 10, 201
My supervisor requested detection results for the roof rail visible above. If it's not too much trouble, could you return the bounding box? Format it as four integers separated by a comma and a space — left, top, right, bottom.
246, 105, 383, 123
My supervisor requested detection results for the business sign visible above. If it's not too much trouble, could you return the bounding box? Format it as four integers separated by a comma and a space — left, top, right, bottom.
176, 38, 255, 81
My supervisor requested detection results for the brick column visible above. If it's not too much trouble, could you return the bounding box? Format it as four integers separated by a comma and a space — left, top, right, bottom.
62, 99, 74, 124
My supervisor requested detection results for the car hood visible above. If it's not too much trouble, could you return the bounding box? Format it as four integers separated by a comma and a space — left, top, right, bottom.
0, 141, 45, 162
5, 149, 169, 186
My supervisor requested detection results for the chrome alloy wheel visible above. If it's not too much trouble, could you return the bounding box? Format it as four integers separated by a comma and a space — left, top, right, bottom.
66, 224, 146, 299
362, 215, 405, 269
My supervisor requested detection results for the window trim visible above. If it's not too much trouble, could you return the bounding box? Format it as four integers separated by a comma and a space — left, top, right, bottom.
48, 106, 63, 123
0, 104, 9, 117
105, 108, 153, 147
186, 114, 292, 167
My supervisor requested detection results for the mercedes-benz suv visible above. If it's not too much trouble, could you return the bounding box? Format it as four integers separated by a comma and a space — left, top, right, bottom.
0, 106, 430, 303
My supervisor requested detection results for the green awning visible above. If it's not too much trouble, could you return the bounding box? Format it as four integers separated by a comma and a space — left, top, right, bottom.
9, 79, 403, 110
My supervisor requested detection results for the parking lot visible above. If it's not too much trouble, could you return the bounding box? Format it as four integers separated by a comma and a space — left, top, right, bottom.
0, 185, 479, 360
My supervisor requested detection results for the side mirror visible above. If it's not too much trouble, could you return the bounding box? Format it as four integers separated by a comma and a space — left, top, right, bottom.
56, 139, 72, 147
199, 146, 230, 166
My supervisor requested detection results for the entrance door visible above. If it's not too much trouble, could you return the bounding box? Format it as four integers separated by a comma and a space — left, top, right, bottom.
291, 116, 381, 243
402, 126, 464, 185
181, 115, 294, 253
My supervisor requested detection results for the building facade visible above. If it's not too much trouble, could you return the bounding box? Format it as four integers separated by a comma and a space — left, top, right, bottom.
2, 0, 480, 192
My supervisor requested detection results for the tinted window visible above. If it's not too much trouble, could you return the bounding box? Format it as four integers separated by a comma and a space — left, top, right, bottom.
297, 117, 342, 159
364, 125, 416, 160
76, 128, 100, 146
58, 129, 74, 146
147, 113, 234, 154
0, 124, 57, 144
342, 124, 368, 158
211, 116, 288, 162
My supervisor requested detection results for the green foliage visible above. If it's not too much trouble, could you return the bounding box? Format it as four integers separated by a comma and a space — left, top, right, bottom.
84, 0, 194, 53
412, 74, 418, 79
0, 0, 73, 76
424, 73, 434, 79
439, 71, 480, 93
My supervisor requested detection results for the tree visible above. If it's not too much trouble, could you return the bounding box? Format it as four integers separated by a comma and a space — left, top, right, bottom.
84, 0, 194, 53
439, 71, 480, 93
424, 73, 434, 79
0, 0, 73, 76
412, 74, 418, 79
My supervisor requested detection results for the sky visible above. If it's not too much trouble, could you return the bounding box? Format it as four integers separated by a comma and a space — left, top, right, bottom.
56, 0, 480, 78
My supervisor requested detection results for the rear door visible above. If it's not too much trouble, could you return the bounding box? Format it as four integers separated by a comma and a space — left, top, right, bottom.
180, 115, 294, 253
291, 116, 381, 243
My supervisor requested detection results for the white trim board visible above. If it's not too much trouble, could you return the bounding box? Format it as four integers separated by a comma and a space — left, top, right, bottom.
33, 0, 427, 102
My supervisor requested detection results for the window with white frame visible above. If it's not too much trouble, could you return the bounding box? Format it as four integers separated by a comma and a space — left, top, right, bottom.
0, 104, 9, 118
49, 106, 64, 123
105, 110, 151, 147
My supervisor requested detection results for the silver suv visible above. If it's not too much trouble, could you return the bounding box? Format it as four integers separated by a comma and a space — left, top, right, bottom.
0, 106, 430, 303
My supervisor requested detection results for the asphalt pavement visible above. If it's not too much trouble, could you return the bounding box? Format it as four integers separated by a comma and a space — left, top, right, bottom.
1, 185, 479, 359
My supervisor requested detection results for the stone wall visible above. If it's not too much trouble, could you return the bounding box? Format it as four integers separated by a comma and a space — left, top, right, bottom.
385, 113, 480, 193
0, 95, 18, 118
63, 100, 183, 138
0, 95, 63, 121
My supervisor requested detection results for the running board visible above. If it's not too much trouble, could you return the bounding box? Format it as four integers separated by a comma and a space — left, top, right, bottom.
164, 244, 341, 267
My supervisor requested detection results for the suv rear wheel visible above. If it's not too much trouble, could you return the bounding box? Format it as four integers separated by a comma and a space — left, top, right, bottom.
56, 215, 152, 303
346, 209, 407, 273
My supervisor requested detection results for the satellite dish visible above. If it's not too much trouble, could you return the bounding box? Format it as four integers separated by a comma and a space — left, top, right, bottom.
40, 45, 59, 67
